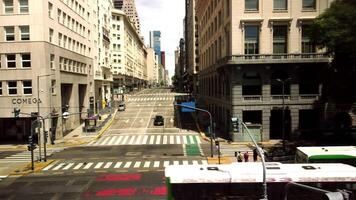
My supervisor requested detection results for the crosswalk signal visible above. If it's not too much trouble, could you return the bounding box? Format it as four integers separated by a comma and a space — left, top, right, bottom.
27, 135, 37, 151
14, 108, 20, 118
231, 117, 239, 132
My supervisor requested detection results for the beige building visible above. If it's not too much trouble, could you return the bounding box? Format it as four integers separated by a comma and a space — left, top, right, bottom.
196, 0, 332, 141
0, 0, 94, 143
146, 48, 159, 86
111, 9, 147, 94
113, 0, 141, 35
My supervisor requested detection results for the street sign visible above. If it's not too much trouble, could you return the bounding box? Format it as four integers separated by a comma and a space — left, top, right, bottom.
62, 112, 70, 119
181, 101, 196, 113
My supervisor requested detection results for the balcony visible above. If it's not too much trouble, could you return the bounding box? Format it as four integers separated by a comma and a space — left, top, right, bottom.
299, 94, 319, 100
271, 95, 291, 100
217, 53, 330, 65
243, 95, 262, 101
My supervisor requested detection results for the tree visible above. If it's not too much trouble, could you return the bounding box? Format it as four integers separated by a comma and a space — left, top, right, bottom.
310, 0, 356, 102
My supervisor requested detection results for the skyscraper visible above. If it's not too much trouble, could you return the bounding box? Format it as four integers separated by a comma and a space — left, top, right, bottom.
113, 0, 141, 35
149, 31, 162, 64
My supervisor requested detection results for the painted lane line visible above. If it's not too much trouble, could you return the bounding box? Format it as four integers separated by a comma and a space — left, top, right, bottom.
42, 163, 56, 171
153, 161, 160, 168
128, 136, 136, 145
143, 161, 151, 168
201, 160, 208, 165
189, 135, 195, 144
163, 161, 170, 167
107, 136, 116, 146
114, 136, 123, 145
121, 136, 129, 145
103, 162, 113, 169
156, 135, 161, 145
73, 163, 84, 170
53, 163, 66, 171
196, 136, 201, 144
124, 162, 132, 168
135, 135, 143, 145
149, 135, 155, 144
62, 163, 75, 170
163, 136, 168, 144
83, 162, 94, 169
182, 161, 189, 165
100, 137, 112, 146
193, 160, 199, 165
114, 162, 122, 168
173, 161, 179, 165
134, 161, 141, 168
176, 136, 181, 144
169, 136, 174, 144
142, 135, 148, 144
183, 136, 187, 144
94, 162, 104, 169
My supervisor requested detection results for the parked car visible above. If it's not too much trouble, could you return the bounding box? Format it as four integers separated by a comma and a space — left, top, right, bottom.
154, 115, 164, 126
118, 101, 125, 111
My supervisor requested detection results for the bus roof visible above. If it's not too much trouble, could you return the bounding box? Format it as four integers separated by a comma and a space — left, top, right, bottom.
165, 162, 356, 184
296, 146, 356, 158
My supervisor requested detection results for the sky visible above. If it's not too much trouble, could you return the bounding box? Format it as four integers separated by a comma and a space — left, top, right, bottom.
135, 0, 185, 79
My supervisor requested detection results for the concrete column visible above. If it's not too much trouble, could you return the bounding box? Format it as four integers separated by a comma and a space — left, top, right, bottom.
262, 84, 271, 101
290, 108, 300, 140
262, 108, 271, 141
290, 83, 299, 101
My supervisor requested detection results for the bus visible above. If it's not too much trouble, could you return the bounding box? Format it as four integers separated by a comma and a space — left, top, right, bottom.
165, 162, 356, 200
295, 146, 356, 166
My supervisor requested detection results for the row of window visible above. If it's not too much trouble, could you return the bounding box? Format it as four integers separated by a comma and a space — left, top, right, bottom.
58, 56, 88, 74
2, 0, 28, 14
50, 29, 90, 56
3, 26, 30, 41
245, 0, 316, 11
0, 80, 32, 95
0, 53, 31, 69
58, 0, 89, 21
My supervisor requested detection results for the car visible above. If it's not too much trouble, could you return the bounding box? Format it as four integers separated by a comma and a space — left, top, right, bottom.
153, 115, 164, 126
117, 101, 125, 111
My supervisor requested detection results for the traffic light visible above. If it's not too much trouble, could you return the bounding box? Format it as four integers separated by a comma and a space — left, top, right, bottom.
231, 117, 239, 132
27, 135, 37, 151
13, 108, 20, 118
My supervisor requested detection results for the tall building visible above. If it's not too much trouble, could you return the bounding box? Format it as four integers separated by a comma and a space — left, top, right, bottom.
146, 48, 159, 87
113, 0, 141, 35
185, 0, 199, 94
0, 0, 95, 142
195, 0, 331, 142
149, 31, 162, 64
111, 9, 147, 93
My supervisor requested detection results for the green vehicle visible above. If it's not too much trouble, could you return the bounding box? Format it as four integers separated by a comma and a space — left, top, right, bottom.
295, 146, 356, 166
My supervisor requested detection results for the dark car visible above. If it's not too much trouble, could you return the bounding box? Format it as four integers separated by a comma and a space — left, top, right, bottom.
154, 115, 164, 126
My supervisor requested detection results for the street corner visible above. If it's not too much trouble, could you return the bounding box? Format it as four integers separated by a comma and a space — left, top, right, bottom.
207, 157, 234, 164
9, 159, 56, 176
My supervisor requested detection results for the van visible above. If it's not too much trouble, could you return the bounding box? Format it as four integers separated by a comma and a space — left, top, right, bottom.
118, 101, 125, 111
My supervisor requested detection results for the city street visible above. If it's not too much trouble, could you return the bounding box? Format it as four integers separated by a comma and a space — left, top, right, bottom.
0, 88, 209, 199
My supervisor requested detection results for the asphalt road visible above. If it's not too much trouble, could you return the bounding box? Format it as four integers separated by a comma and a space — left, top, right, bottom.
0, 88, 207, 199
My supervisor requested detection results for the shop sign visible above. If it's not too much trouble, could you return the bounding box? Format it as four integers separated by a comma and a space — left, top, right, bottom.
11, 98, 42, 105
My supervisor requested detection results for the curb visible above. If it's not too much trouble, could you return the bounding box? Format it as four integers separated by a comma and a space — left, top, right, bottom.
9, 159, 55, 176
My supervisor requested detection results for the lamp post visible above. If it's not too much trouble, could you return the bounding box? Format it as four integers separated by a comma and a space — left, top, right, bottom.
37, 74, 53, 161
276, 78, 291, 150
174, 103, 214, 157
241, 122, 268, 200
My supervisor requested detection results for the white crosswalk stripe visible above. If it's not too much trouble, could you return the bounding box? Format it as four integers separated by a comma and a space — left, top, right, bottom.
41, 159, 208, 172
87, 134, 201, 146
0, 148, 63, 163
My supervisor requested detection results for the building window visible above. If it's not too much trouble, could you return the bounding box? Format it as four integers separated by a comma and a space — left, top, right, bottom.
49, 28, 53, 42
5, 26, 15, 41
303, 0, 316, 10
20, 26, 30, 40
19, 0, 29, 13
0, 82, 2, 95
48, 2, 53, 18
22, 80, 32, 94
58, 33, 62, 46
301, 24, 315, 53
51, 80, 56, 94
273, 25, 288, 53
274, 0, 287, 10
7, 54, 16, 68
4, 0, 14, 14
50, 54, 55, 69
244, 25, 259, 54
245, 0, 258, 11
8, 81, 17, 95
21, 53, 31, 68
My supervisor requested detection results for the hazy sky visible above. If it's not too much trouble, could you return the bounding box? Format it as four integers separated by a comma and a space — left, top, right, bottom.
135, 0, 185, 78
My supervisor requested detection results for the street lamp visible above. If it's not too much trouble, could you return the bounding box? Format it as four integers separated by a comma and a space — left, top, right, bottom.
37, 74, 53, 161
174, 103, 214, 157
276, 78, 291, 150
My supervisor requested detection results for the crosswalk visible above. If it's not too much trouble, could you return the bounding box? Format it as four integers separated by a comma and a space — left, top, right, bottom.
218, 144, 252, 157
87, 134, 201, 146
128, 95, 189, 102
0, 148, 63, 163
42, 159, 208, 172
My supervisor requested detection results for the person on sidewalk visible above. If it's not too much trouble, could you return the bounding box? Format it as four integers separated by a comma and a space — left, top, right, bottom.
243, 151, 249, 162
253, 148, 258, 162
237, 151, 243, 162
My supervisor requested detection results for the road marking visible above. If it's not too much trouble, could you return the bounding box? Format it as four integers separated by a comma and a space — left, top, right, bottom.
107, 136, 116, 146
42, 163, 56, 171
114, 162, 122, 168
183, 136, 187, 144
53, 163, 66, 171
121, 136, 129, 144
103, 162, 113, 169
128, 135, 136, 145
193, 160, 199, 165
149, 135, 155, 144
124, 162, 132, 168
83, 162, 94, 169
196, 136, 201, 144
156, 135, 161, 144
62, 163, 75, 170
94, 162, 104, 169
189, 135, 194, 144
135, 135, 143, 145
73, 163, 84, 170
173, 161, 179, 165
142, 135, 148, 144
163, 161, 170, 167
101, 137, 111, 145
176, 136, 181, 144
114, 136, 123, 145
183, 161, 189, 165
143, 161, 150, 168
169, 136, 174, 144
134, 161, 141, 168
153, 161, 160, 168
202, 160, 208, 165
163, 136, 167, 144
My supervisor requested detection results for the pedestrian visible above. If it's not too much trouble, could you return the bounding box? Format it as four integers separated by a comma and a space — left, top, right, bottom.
253, 148, 258, 162
243, 151, 249, 162
237, 151, 243, 162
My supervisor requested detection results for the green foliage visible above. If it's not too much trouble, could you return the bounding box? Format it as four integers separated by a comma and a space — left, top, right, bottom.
310, 0, 356, 65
